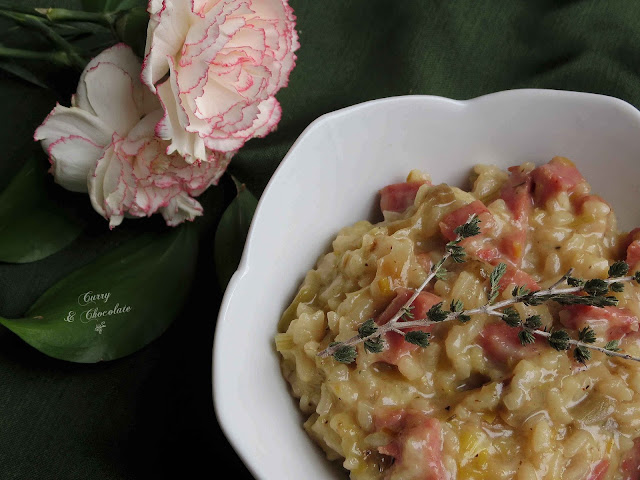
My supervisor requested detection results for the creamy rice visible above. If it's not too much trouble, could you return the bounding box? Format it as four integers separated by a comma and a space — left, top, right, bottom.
276, 158, 640, 480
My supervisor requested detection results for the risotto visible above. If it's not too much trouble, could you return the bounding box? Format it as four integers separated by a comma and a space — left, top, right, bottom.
276, 157, 640, 480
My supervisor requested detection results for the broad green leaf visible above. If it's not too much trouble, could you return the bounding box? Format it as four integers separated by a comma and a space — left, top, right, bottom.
0, 60, 49, 89
0, 156, 84, 263
0, 224, 198, 362
214, 181, 258, 289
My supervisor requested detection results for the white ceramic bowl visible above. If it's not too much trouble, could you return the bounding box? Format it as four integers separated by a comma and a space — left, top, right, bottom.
213, 90, 640, 480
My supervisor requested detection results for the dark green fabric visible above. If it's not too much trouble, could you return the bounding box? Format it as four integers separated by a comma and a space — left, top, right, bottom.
2, 0, 640, 478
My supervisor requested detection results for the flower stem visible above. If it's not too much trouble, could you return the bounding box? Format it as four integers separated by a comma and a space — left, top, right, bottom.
0, 4, 117, 26
34, 8, 116, 28
0, 45, 71, 66
0, 10, 86, 70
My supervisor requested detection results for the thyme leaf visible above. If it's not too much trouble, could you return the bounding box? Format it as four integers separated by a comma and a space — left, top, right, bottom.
404, 331, 431, 347
358, 319, 377, 338
331, 343, 357, 364
609, 261, 630, 278
488, 263, 507, 304
364, 336, 385, 354
317, 214, 640, 367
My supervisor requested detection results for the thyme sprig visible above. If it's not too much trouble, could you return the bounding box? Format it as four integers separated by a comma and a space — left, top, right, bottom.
317, 214, 640, 365
317, 214, 481, 360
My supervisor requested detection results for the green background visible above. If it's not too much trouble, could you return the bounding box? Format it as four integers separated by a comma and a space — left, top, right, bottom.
2, 0, 640, 478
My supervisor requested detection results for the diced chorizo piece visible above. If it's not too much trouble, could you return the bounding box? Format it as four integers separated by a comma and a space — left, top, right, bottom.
624, 228, 640, 270
378, 441, 401, 460
378, 418, 449, 480
586, 460, 609, 480
375, 288, 442, 365
497, 166, 533, 266
531, 157, 587, 205
500, 165, 533, 223
440, 201, 531, 269
374, 408, 407, 432
497, 264, 540, 293
622, 228, 640, 250
474, 244, 502, 263
478, 321, 544, 366
380, 181, 428, 213
375, 288, 441, 326
439, 201, 506, 266
628, 242, 640, 270
375, 289, 415, 327
498, 231, 527, 266
559, 305, 639, 341
439, 200, 493, 241
622, 438, 640, 480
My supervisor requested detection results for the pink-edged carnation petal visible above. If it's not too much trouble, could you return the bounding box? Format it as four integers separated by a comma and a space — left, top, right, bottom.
161, 193, 204, 226
48, 135, 106, 192
88, 113, 233, 228
35, 44, 161, 196
84, 62, 143, 136
142, 0, 299, 157
34, 105, 113, 150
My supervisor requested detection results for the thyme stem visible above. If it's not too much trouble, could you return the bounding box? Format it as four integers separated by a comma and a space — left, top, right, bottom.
388, 274, 636, 331
528, 328, 640, 363
318, 235, 460, 358
317, 211, 640, 365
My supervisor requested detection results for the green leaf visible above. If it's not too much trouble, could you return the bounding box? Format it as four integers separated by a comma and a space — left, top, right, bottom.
453, 214, 481, 239
608, 261, 629, 278
548, 330, 570, 351
434, 267, 448, 280
524, 315, 542, 329
512, 285, 530, 297
358, 318, 377, 338
578, 326, 597, 344
550, 294, 618, 307
488, 262, 507, 304
214, 181, 258, 289
404, 330, 431, 347
363, 336, 384, 354
604, 340, 621, 354
583, 278, 608, 297
0, 156, 84, 263
426, 302, 448, 322
518, 330, 535, 345
446, 242, 466, 263
400, 305, 414, 320
573, 346, 591, 364
331, 344, 357, 364
450, 299, 463, 313
567, 276, 585, 287
610, 282, 625, 293
0, 225, 198, 362
501, 306, 521, 327
0, 60, 49, 89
